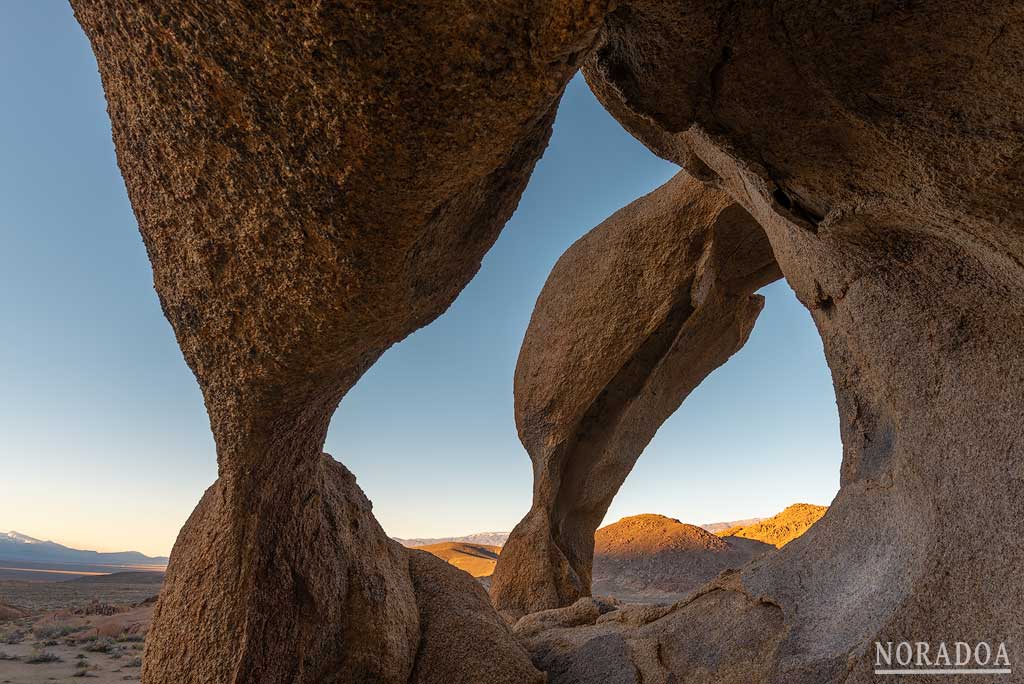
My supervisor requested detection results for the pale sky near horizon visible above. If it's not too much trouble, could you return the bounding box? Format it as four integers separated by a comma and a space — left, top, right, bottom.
0, 4, 840, 558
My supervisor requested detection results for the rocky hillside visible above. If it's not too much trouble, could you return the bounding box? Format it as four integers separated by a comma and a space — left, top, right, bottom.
716, 504, 827, 548
412, 542, 501, 578
591, 514, 772, 602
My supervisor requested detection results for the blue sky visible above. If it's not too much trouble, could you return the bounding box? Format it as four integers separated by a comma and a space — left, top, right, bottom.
0, 3, 840, 557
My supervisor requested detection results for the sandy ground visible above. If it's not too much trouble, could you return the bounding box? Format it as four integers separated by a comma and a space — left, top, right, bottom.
0, 576, 160, 616
0, 574, 160, 683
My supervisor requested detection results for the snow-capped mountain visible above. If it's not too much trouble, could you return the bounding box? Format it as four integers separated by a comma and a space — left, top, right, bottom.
0, 530, 168, 566
394, 531, 510, 548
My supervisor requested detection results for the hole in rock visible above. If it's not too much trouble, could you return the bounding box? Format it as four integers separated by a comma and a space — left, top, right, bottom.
554, 220, 841, 605
327, 74, 685, 549
599, 279, 840, 587
773, 187, 793, 210
326, 75, 840, 595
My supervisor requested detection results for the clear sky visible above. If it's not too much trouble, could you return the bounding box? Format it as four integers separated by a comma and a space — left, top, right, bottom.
0, 3, 840, 558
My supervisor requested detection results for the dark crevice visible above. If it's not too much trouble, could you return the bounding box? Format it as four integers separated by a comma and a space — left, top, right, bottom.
708, 45, 734, 113
772, 187, 793, 210
773, 185, 825, 233
813, 281, 835, 316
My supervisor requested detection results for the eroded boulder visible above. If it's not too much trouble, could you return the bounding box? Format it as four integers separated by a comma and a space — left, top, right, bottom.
144, 454, 418, 683
490, 172, 780, 618
519, 573, 786, 684
406, 550, 544, 684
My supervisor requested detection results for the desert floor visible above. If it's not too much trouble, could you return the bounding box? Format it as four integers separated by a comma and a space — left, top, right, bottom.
0, 574, 160, 683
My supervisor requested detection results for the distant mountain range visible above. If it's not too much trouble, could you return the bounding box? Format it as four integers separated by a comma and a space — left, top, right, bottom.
700, 517, 765, 533
394, 532, 510, 548
394, 516, 777, 549
0, 531, 168, 566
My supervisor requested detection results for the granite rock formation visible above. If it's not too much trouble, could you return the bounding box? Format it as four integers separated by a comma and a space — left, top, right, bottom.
69, 0, 1024, 681
518, 571, 788, 684
511, 1, 1024, 681
69, 1, 614, 682
490, 171, 780, 617
406, 550, 544, 684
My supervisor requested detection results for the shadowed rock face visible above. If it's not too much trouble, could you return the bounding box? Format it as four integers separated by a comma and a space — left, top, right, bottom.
519, 573, 787, 684
490, 172, 780, 618
407, 550, 544, 684
508, 1, 1024, 681
69, 1, 613, 682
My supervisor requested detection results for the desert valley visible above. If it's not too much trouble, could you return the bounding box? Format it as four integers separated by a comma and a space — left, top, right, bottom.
0, 504, 825, 683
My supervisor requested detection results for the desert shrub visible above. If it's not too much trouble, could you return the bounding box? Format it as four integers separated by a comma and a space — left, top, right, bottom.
33, 623, 83, 639
115, 632, 145, 643
72, 659, 97, 678
83, 637, 114, 653
25, 648, 61, 664
0, 627, 25, 644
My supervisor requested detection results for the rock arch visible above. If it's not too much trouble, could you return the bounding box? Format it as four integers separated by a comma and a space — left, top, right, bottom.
69, 1, 616, 682
504, 1, 1024, 681
489, 171, 781, 618
66, 0, 1024, 681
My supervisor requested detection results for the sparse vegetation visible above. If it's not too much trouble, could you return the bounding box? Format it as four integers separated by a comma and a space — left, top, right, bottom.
115, 632, 145, 643
25, 648, 61, 664
33, 623, 85, 639
0, 570, 158, 682
73, 659, 96, 677
84, 636, 115, 653
0, 627, 25, 644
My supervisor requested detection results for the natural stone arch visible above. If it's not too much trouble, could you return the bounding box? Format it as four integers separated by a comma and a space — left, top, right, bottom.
490, 171, 781, 618
64, 0, 1024, 681
508, 1, 1024, 681
69, 1, 616, 682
